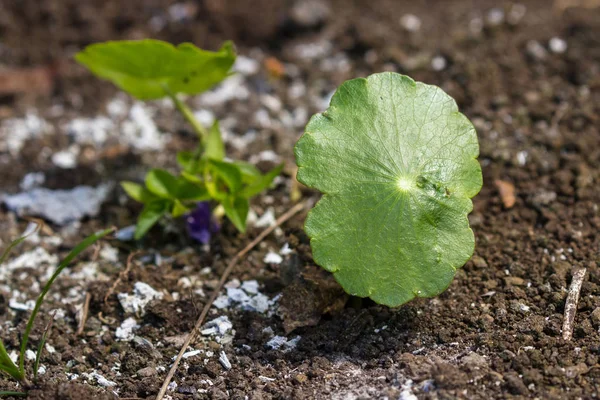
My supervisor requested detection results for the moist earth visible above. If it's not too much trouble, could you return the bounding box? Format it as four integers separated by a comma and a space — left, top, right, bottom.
1, 0, 599, 399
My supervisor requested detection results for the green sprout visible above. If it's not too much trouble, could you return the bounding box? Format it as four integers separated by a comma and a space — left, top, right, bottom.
0, 224, 114, 396
76, 40, 282, 240
295, 72, 482, 307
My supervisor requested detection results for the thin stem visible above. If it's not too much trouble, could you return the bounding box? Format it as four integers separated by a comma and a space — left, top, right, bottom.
19, 228, 115, 374
163, 85, 208, 141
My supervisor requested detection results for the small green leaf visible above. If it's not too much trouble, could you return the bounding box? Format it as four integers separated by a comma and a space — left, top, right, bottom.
135, 200, 170, 239
75, 40, 236, 100
209, 160, 243, 193
176, 179, 210, 201
145, 169, 179, 199
176, 151, 197, 172
295, 72, 482, 307
240, 164, 283, 198
171, 199, 192, 217
222, 196, 249, 233
181, 171, 204, 185
234, 161, 262, 183
121, 181, 158, 203
204, 121, 225, 161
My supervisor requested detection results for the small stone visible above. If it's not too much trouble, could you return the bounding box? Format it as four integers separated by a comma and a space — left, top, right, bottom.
400, 14, 421, 32
504, 373, 528, 395
295, 373, 308, 383
549, 37, 567, 54
564, 363, 588, 378
290, 0, 330, 27
504, 277, 525, 286
526, 40, 547, 60
137, 367, 157, 377
590, 308, 600, 328
471, 256, 488, 268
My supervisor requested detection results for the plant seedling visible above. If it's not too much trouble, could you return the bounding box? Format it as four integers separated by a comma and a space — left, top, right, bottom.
76, 40, 282, 240
295, 72, 482, 307
0, 224, 114, 396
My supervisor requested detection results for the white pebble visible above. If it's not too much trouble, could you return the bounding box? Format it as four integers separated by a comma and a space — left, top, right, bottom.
549, 37, 567, 54
400, 14, 421, 32
264, 252, 283, 264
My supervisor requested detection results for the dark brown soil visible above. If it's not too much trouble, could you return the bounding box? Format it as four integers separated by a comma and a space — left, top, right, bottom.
1, 0, 600, 399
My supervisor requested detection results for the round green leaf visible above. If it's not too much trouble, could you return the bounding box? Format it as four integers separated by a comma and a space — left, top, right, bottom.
295, 72, 482, 307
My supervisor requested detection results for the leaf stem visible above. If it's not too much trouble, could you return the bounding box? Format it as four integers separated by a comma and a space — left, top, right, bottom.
163, 85, 208, 141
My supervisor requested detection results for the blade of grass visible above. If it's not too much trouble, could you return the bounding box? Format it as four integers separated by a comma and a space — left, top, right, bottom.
0, 391, 27, 397
0, 224, 43, 383
18, 228, 115, 374
0, 220, 42, 266
33, 311, 55, 380
0, 339, 22, 381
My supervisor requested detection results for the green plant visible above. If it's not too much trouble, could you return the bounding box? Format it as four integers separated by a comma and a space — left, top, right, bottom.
295, 72, 482, 307
0, 225, 114, 396
76, 40, 281, 240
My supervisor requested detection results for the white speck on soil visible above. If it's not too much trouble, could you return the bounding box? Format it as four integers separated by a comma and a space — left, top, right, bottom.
2, 183, 113, 225
26, 349, 36, 360
280, 243, 293, 256
115, 225, 136, 241
99, 245, 119, 263
526, 40, 548, 60
179, 349, 201, 359
193, 109, 215, 127
486, 8, 504, 25
253, 208, 276, 228
201, 316, 233, 337
266, 335, 300, 352
264, 251, 283, 264
118, 282, 163, 315
517, 150, 528, 166
219, 351, 232, 370
9, 298, 35, 311
1, 247, 58, 281
200, 74, 249, 106
293, 40, 332, 60
549, 37, 567, 54
85, 372, 117, 388
431, 56, 447, 71
400, 379, 419, 400
115, 317, 139, 341
241, 280, 259, 294
51, 147, 79, 169
0, 112, 53, 155
234, 55, 259, 75
20, 172, 45, 190
400, 14, 421, 32
214, 280, 277, 314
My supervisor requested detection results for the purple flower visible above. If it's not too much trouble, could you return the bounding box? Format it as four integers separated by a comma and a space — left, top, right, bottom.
186, 202, 219, 244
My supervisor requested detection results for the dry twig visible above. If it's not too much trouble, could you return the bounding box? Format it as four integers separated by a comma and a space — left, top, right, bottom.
104, 251, 141, 303
562, 267, 587, 341
155, 201, 308, 400
76, 292, 92, 336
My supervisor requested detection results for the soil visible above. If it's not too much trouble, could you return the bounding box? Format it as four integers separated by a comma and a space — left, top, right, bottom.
1, 0, 600, 399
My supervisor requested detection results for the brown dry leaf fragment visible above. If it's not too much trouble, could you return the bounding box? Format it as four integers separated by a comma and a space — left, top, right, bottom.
0, 65, 56, 95
264, 56, 285, 79
495, 179, 516, 209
